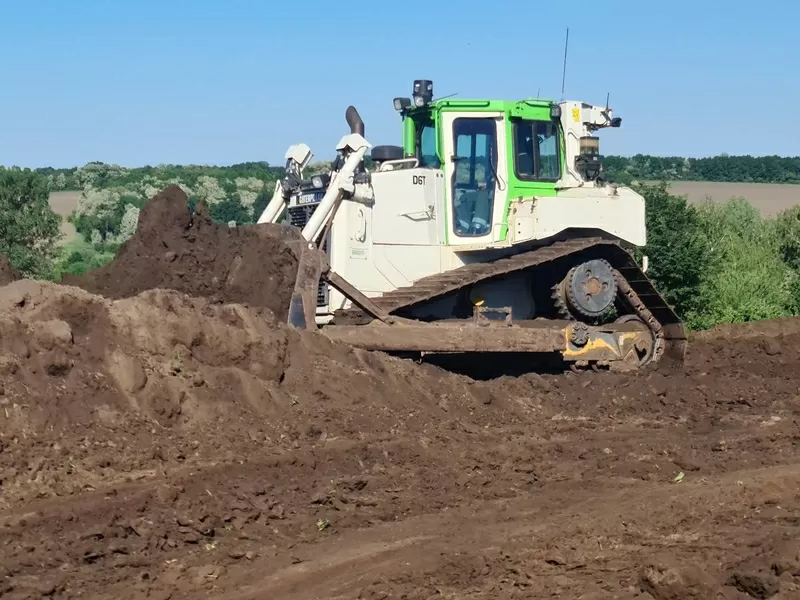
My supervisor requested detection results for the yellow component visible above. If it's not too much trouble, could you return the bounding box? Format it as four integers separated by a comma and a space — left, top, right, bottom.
572, 107, 580, 122
561, 328, 642, 361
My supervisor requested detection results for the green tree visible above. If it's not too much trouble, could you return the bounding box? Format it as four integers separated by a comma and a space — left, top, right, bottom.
634, 181, 711, 319
0, 167, 63, 277
209, 197, 253, 224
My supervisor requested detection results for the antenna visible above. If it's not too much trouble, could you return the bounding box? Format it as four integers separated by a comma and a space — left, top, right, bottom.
435, 92, 459, 101
606, 92, 610, 109
560, 27, 569, 101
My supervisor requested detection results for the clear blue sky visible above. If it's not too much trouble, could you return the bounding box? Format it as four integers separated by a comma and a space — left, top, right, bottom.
1, 0, 798, 168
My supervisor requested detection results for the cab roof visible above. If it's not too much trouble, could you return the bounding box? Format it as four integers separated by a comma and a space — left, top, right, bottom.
406, 98, 555, 120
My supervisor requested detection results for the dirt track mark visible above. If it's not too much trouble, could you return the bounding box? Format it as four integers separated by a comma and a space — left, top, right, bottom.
213, 464, 800, 600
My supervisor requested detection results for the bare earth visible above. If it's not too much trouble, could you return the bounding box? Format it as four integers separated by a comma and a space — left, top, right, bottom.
2, 189, 800, 599
652, 181, 800, 217
48, 191, 81, 243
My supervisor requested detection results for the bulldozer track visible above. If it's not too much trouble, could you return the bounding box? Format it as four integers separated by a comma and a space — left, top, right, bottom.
333, 237, 687, 364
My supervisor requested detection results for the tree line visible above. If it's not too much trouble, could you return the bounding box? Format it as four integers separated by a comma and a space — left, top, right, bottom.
36, 161, 285, 192
35, 154, 800, 191
603, 154, 800, 185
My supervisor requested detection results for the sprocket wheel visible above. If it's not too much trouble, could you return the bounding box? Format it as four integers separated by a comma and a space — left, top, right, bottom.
556, 258, 617, 320
551, 283, 572, 320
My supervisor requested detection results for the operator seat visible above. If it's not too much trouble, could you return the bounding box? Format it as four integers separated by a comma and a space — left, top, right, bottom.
517, 152, 534, 177
454, 190, 474, 234
456, 189, 492, 235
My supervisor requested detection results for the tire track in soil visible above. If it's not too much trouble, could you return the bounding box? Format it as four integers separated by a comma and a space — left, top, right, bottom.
216, 464, 800, 600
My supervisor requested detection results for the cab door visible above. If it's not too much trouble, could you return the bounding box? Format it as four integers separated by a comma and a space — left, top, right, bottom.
440, 111, 505, 247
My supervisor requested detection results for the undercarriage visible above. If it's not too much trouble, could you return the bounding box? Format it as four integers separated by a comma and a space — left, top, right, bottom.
286, 237, 687, 373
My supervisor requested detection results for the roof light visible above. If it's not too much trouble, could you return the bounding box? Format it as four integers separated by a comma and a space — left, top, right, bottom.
412, 79, 433, 106
393, 97, 411, 112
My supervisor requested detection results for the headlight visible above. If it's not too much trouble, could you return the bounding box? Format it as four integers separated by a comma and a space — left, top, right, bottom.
311, 176, 323, 188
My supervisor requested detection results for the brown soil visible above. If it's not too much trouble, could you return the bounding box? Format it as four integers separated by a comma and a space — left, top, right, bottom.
2, 186, 800, 599
0, 255, 21, 286
64, 185, 303, 321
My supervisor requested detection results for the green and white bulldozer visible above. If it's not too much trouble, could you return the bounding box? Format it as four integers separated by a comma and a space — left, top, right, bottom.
258, 80, 686, 372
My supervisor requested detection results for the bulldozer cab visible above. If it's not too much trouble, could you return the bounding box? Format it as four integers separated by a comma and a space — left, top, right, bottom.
395, 82, 567, 248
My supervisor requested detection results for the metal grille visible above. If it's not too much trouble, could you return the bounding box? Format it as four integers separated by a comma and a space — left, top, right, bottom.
287, 205, 316, 228
286, 203, 330, 307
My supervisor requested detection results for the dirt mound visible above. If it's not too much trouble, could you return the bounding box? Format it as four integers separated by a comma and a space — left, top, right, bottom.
2, 275, 800, 598
65, 185, 303, 321
2, 183, 800, 598
0, 254, 20, 286
0, 279, 505, 598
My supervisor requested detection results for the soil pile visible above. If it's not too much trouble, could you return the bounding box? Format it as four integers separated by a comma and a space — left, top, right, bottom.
1, 185, 800, 599
65, 185, 303, 321
0, 254, 20, 286
1, 277, 799, 599
0, 279, 509, 599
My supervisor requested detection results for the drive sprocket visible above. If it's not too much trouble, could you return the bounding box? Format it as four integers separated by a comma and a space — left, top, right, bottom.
554, 258, 617, 320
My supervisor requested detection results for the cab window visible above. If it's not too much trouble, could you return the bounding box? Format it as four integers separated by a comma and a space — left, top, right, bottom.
513, 119, 560, 181
452, 118, 497, 237
417, 121, 440, 168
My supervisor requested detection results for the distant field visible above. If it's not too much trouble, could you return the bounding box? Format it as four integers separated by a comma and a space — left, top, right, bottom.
650, 181, 800, 217
48, 191, 80, 243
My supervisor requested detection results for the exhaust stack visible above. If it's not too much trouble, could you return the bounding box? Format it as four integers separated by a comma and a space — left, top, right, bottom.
345, 106, 364, 137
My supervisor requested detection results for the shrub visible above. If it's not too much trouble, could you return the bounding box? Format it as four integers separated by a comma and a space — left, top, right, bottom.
0, 167, 62, 277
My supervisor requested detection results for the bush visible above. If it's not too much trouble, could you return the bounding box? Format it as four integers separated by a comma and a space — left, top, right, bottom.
635, 181, 711, 319
774, 205, 800, 311
634, 184, 800, 331
685, 198, 796, 329
209, 197, 254, 225
0, 167, 62, 277
52, 238, 116, 279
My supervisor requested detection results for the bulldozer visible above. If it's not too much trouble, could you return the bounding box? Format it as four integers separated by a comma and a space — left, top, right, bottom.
257, 80, 686, 372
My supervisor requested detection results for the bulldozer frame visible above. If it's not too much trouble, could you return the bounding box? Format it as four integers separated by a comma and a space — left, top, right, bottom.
263, 80, 688, 373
